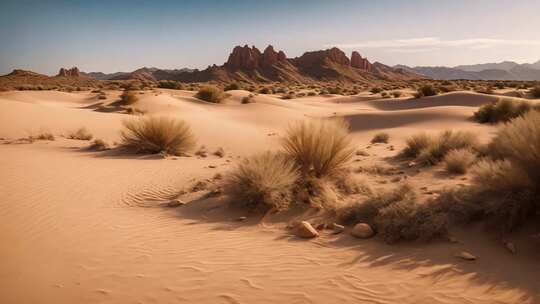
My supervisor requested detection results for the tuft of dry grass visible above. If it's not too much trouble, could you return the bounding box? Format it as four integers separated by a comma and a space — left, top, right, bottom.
281, 118, 355, 177
195, 86, 227, 103
405, 130, 478, 165
120, 116, 196, 156
67, 127, 93, 140
402, 133, 431, 158
371, 132, 389, 144
223, 152, 299, 211
32, 131, 55, 141
444, 149, 477, 174
88, 138, 110, 151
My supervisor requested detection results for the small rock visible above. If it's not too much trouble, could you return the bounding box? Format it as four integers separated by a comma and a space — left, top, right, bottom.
331, 223, 345, 234
167, 199, 186, 207
208, 165, 217, 168
420, 186, 428, 191
213, 147, 225, 158
351, 223, 374, 239
236, 216, 247, 222
408, 161, 416, 167
504, 241, 516, 254
455, 251, 476, 261
295, 221, 319, 238
390, 176, 401, 183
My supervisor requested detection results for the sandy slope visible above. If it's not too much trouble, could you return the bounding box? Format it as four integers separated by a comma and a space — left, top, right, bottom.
0, 89, 539, 304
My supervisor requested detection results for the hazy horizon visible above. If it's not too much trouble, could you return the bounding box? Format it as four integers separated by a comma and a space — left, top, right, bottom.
1, 0, 539, 75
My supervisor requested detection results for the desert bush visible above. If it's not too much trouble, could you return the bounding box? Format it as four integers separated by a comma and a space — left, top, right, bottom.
195, 85, 227, 103
258, 87, 272, 94
224, 83, 241, 91
120, 116, 196, 156
381, 92, 388, 97
415, 130, 478, 165
416, 85, 438, 97
371, 132, 389, 144
444, 149, 477, 174
158, 80, 183, 90
307, 91, 317, 96
529, 86, 540, 98
391, 91, 402, 98
370, 87, 383, 94
402, 133, 432, 158
223, 151, 299, 211
120, 90, 138, 105
328, 87, 342, 95
473, 98, 534, 123
281, 93, 294, 99
67, 127, 93, 140
88, 139, 110, 151
241, 94, 254, 104
31, 131, 55, 141
281, 118, 355, 177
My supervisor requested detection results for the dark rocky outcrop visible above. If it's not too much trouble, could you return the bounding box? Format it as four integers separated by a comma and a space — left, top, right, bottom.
57, 67, 81, 77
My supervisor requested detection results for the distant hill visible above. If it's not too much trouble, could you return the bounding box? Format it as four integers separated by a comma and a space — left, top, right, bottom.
0, 68, 101, 90
397, 60, 540, 80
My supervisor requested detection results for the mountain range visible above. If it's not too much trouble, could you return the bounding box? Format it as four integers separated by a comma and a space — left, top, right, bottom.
397, 60, 540, 81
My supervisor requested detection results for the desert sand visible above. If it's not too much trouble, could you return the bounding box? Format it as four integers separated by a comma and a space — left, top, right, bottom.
1, 89, 539, 304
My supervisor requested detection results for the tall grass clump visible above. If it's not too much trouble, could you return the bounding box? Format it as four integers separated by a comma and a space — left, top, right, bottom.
120, 116, 196, 156
473, 98, 535, 123
402, 133, 431, 157
196, 85, 227, 103
444, 149, 476, 174
281, 118, 355, 177
224, 152, 299, 211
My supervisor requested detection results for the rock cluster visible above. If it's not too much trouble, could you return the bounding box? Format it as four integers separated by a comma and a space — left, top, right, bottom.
58, 67, 80, 77
225, 45, 287, 70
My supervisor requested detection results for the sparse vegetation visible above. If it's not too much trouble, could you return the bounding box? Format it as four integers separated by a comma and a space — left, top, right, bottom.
281, 118, 355, 177
88, 138, 110, 151
444, 149, 477, 174
120, 116, 196, 156
402, 130, 478, 165
371, 132, 389, 144
224, 83, 241, 91
157, 80, 183, 90
415, 85, 438, 98
370, 87, 382, 94
241, 94, 254, 104
529, 86, 540, 98
223, 151, 299, 211
391, 91, 402, 98
67, 127, 93, 140
473, 98, 535, 123
196, 85, 227, 103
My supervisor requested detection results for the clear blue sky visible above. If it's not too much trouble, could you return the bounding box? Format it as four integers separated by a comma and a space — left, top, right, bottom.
1, 0, 539, 75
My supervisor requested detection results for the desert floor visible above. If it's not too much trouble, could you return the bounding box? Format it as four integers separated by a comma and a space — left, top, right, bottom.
0, 89, 539, 304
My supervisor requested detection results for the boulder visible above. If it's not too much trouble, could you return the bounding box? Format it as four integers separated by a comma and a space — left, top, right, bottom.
295, 221, 319, 238
351, 223, 374, 238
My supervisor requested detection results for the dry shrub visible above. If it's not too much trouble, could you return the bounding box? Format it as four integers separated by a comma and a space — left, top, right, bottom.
444, 149, 477, 174
224, 83, 241, 91
281, 118, 355, 177
530, 86, 540, 98
402, 133, 431, 157
416, 85, 438, 97
196, 85, 227, 103
67, 127, 93, 140
391, 91, 402, 98
371, 132, 389, 144
224, 152, 299, 211
32, 131, 55, 141
414, 130, 478, 165
120, 90, 138, 105
120, 116, 196, 156
88, 138, 109, 151
473, 98, 534, 123
294, 176, 340, 209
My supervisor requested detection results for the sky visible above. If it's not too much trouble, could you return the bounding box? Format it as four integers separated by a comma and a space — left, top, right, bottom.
1, 0, 539, 75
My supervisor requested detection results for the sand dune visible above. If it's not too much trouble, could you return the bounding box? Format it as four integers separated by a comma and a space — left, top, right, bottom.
1, 89, 539, 304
